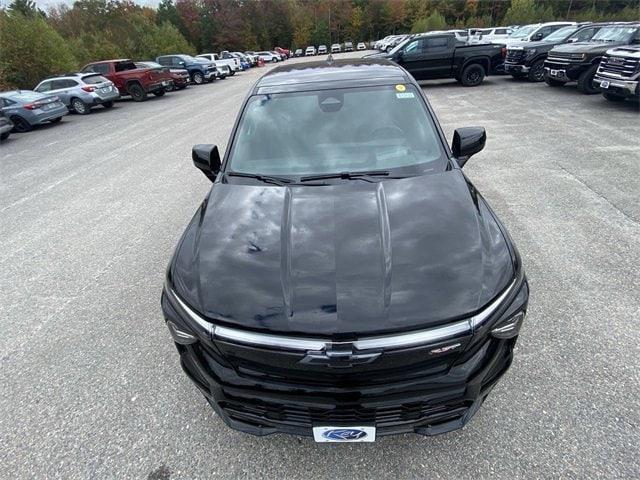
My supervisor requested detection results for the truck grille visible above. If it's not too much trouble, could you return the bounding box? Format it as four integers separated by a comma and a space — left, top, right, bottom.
598, 55, 639, 78
221, 398, 471, 429
547, 51, 573, 60
506, 50, 525, 63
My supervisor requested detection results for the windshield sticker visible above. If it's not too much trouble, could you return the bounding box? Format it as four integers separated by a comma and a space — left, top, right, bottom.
396, 92, 415, 99
395, 84, 406, 92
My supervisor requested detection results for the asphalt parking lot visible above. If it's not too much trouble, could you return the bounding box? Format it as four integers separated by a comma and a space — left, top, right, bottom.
1, 52, 639, 479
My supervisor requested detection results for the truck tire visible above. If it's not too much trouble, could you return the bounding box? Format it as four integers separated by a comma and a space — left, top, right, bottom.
545, 77, 565, 87
10, 115, 32, 132
527, 59, 545, 82
460, 64, 485, 87
192, 71, 204, 84
603, 92, 625, 102
128, 83, 147, 102
71, 97, 90, 115
577, 64, 599, 94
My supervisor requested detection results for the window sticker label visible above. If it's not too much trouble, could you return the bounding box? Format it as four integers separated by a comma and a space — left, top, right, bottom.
395, 84, 406, 92
396, 92, 415, 99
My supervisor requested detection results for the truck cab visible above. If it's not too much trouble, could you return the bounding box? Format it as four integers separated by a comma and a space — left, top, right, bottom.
156, 55, 218, 85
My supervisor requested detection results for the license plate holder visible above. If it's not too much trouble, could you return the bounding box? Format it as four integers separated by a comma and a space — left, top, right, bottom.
600, 80, 610, 89
312, 426, 376, 443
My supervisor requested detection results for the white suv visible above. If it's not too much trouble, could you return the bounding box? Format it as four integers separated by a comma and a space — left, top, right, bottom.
305, 46, 316, 56
501, 22, 575, 46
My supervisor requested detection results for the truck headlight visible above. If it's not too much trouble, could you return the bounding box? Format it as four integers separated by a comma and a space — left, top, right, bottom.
524, 49, 537, 58
491, 311, 525, 339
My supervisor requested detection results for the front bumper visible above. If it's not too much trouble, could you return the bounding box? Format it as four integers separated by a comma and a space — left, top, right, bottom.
593, 75, 639, 98
543, 61, 588, 82
162, 274, 529, 439
504, 63, 530, 74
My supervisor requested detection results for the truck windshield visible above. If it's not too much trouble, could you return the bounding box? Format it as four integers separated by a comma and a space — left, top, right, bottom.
590, 26, 638, 42
227, 84, 446, 177
544, 26, 579, 43
509, 25, 537, 38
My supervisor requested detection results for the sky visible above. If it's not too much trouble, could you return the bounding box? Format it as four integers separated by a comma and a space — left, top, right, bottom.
0, 0, 161, 8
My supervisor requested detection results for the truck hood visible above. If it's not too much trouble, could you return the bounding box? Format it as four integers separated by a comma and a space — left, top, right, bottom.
510, 39, 561, 50
171, 172, 515, 337
551, 41, 627, 54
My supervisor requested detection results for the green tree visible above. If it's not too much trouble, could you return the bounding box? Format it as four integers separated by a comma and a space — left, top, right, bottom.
0, 11, 77, 89
411, 10, 447, 33
503, 0, 540, 25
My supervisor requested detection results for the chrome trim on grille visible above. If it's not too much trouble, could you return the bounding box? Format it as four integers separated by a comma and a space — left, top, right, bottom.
168, 277, 518, 352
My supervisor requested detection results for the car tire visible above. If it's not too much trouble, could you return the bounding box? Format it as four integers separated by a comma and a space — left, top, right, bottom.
603, 92, 626, 102
153, 89, 166, 97
230, 70, 236, 76
0, 131, 10, 141
460, 63, 485, 87
545, 77, 565, 87
71, 97, 90, 115
128, 83, 147, 102
527, 59, 545, 82
577, 64, 599, 94
102, 101, 114, 109
192, 72, 204, 84
10, 116, 32, 132
50, 117, 62, 124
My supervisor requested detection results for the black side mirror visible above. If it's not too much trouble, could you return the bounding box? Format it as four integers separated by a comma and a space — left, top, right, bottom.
531, 32, 543, 41
451, 127, 486, 168
192, 144, 221, 181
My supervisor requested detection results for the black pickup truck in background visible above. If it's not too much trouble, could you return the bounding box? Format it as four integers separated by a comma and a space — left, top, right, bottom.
504, 23, 605, 82
543, 22, 640, 93
368, 33, 506, 86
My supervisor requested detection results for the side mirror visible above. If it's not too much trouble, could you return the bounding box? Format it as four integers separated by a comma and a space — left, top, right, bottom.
179, 61, 186, 66
192, 144, 221, 181
451, 127, 486, 167
531, 32, 543, 41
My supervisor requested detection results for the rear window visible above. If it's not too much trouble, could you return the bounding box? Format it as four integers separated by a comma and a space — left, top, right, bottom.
82, 75, 109, 84
115, 61, 137, 72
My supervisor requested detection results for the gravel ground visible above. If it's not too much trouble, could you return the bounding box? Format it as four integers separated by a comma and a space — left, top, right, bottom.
1, 52, 639, 479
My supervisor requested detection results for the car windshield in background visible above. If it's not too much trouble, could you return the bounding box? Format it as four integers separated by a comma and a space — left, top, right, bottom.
509, 25, 536, 38
544, 25, 579, 42
590, 26, 637, 42
82, 74, 109, 84
228, 84, 446, 177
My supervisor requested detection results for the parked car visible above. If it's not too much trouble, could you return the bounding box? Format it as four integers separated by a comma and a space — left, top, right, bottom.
294, 48, 304, 57
33, 72, 119, 115
318, 45, 328, 55
274, 47, 291, 58
372, 32, 505, 86
0, 114, 13, 141
230, 53, 250, 70
305, 46, 316, 56
594, 45, 640, 101
383, 35, 410, 52
255, 51, 280, 63
468, 27, 514, 44
544, 23, 640, 93
344, 41, 354, 52
162, 58, 528, 442
197, 53, 239, 75
81, 59, 172, 101
156, 55, 217, 85
243, 52, 258, 66
502, 22, 575, 46
374, 35, 394, 50
136, 61, 190, 90
357, 42, 367, 51
0, 90, 68, 132
504, 23, 604, 82
331, 43, 341, 53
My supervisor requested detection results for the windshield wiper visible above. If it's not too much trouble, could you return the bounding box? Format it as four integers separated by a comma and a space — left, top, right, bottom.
225, 171, 293, 186
299, 170, 396, 183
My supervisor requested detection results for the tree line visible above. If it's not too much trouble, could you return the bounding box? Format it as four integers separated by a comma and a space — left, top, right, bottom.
1, 0, 638, 89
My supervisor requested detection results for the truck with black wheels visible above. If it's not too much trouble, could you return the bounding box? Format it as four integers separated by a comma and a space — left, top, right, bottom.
368, 32, 505, 87
543, 23, 640, 94
81, 59, 173, 101
593, 45, 640, 102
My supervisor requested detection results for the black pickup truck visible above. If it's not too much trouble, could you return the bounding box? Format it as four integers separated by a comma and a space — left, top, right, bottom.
368, 33, 505, 86
505, 23, 605, 81
544, 23, 640, 93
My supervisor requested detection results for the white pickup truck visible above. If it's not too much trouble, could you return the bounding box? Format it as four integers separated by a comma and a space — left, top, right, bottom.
197, 53, 239, 75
